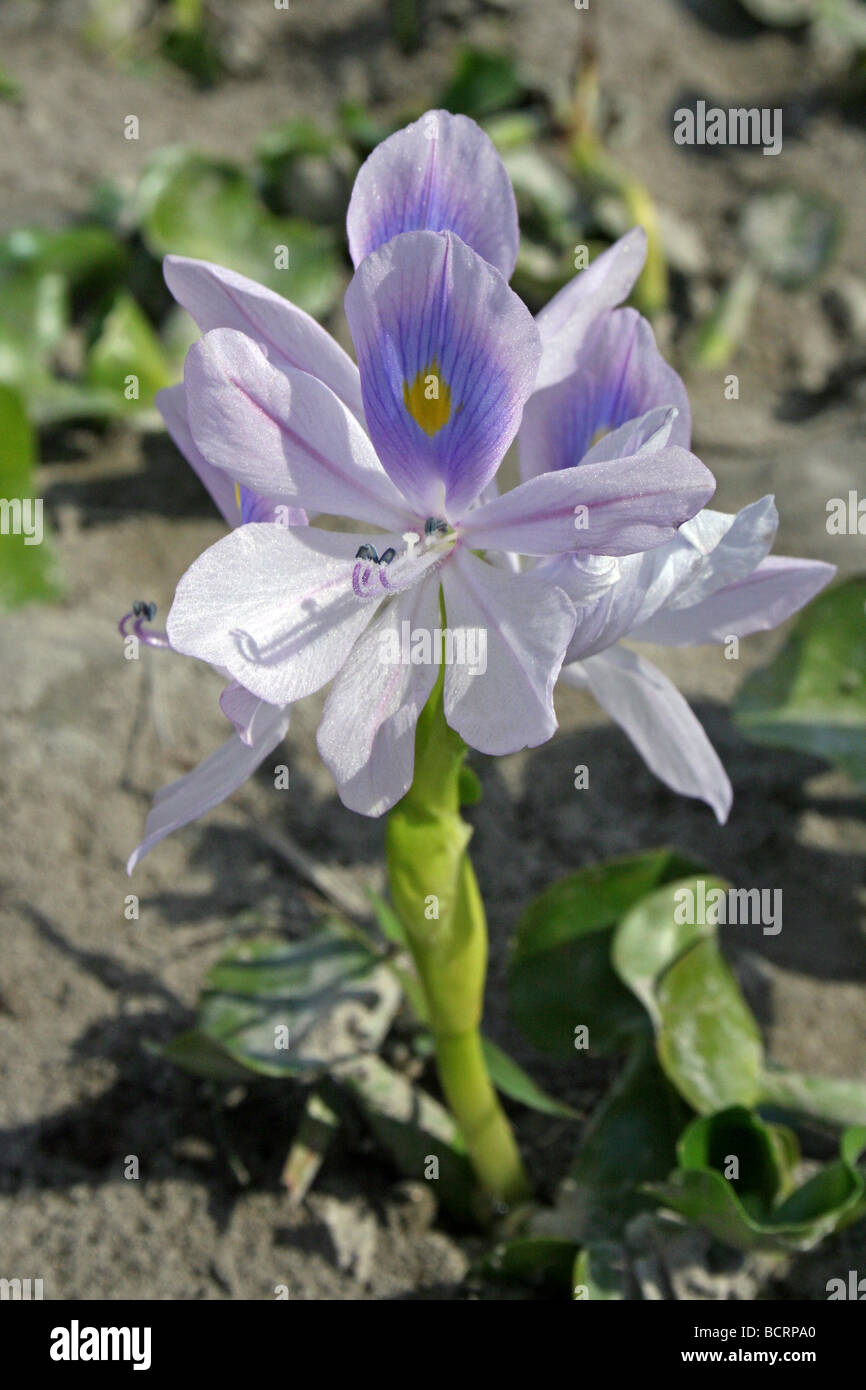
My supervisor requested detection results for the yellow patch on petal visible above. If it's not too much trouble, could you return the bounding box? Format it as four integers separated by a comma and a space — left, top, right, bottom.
235, 481, 242, 514
402, 359, 452, 437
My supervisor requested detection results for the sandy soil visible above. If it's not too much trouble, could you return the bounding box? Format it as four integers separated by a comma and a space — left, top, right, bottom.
0, 0, 864, 1299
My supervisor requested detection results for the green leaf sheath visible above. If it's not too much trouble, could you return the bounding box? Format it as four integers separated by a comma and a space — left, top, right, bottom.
385, 677, 530, 1206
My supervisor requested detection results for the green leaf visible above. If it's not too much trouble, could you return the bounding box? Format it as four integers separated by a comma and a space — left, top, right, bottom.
655, 937, 765, 1113
337, 102, 395, 157
481, 1037, 579, 1119
182, 926, 400, 1079
508, 849, 705, 1057
740, 187, 841, 289
0, 227, 128, 422
759, 1066, 866, 1128
0, 264, 67, 395
153, 1028, 256, 1083
573, 1242, 627, 1299
87, 292, 173, 413
569, 1040, 690, 1210
0, 385, 59, 609
676, 1107, 800, 1216
439, 48, 526, 119
334, 1052, 479, 1222
611, 875, 728, 1025
479, 1236, 578, 1288
136, 149, 341, 317
256, 120, 356, 224
734, 578, 866, 787
0, 225, 127, 289
648, 1115, 866, 1252
458, 763, 482, 805
611, 876, 765, 1113
482, 111, 543, 153
280, 1088, 341, 1204
367, 888, 408, 949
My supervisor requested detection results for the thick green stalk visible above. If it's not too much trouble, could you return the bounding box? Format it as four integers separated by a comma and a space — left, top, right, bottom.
385, 676, 530, 1208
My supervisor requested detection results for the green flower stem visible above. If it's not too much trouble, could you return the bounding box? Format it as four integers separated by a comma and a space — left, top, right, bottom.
385, 676, 530, 1207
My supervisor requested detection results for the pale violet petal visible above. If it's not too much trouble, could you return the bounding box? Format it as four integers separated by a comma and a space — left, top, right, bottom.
347, 110, 519, 278
345, 230, 540, 519
317, 576, 441, 816
458, 447, 715, 557
163, 255, 364, 419
127, 699, 290, 873
533, 230, 647, 393
633, 556, 836, 646
184, 328, 414, 531
572, 647, 732, 822
441, 547, 575, 754
166, 525, 390, 706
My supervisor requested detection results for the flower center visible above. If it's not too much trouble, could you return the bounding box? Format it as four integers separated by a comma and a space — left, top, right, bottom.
402, 359, 453, 437
351, 518, 456, 598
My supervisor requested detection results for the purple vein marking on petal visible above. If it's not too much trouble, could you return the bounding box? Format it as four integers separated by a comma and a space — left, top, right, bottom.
225, 370, 401, 518
203, 271, 358, 394
467, 480, 694, 538
604, 314, 640, 433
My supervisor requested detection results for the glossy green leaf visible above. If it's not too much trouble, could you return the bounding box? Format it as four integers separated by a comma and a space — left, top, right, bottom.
734, 578, 866, 787
87, 292, 173, 412
612, 875, 727, 1025
648, 1116, 866, 1252
481, 1037, 579, 1120
759, 1066, 866, 1127
676, 1107, 800, 1215
0, 385, 59, 609
508, 849, 705, 1057
186, 926, 399, 1079
570, 1041, 690, 1207
655, 938, 764, 1113
439, 48, 526, 119
137, 149, 341, 317
0, 264, 67, 395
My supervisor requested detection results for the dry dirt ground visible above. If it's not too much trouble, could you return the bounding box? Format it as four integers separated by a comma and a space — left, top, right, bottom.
0, 0, 865, 1299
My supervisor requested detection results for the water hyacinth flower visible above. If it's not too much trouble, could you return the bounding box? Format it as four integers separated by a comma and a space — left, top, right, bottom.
126, 390, 304, 873
154, 228, 713, 832
557, 497, 835, 821
130, 110, 711, 870
508, 239, 834, 820
352, 110, 834, 819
